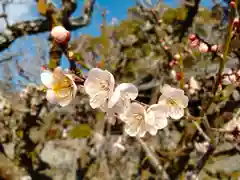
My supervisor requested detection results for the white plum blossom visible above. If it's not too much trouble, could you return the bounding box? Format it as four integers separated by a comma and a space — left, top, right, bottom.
108, 83, 138, 115
84, 68, 115, 110
40, 67, 77, 107
158, 84, 189, 120
84, 68, 138, 116
120, 102, 168, 137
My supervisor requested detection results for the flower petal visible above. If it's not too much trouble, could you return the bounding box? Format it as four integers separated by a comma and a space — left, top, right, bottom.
41, 71, 55, 88
178, 95, 189, 108
84, 68, 115, 98
169, 106, 184, 120
160, 84, 174, 96
46, 89, 58, 104
116, 83, 138, 99
161, 84, 184, 98
89, 91, 108, 109
66, 74, 78, 98
124, 123, 138, 137
122, 102, 145, 120
138, 127, 147, 137
147, 104, 168, 129
146, 125, 158, 136
108, 88, 121, 108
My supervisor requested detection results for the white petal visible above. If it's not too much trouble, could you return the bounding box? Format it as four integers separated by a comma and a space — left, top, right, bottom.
160, 84, 173, 96
46, 90, 58, 104
108, 83, 138, 114
108, 87, 121, 108
84, 68, 115, 98
115, 83, 138, 100
124, 123, 138, 137
146, 125, 158, 136
56, 88, 75, 107
41, 71, 55, 88
84, 78, 102, 97
87, 68, 115, 88
122, 102, 145, 120
66, 74, 78, 98
138, 126, 147, 137
147, 104, 168, 129
178, 95, 189, 108
189, 76, 200, 90
89, 91, 108, 109
169, 106, 184, 120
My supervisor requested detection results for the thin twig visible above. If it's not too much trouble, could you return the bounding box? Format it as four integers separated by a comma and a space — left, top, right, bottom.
192, 120, 210, 142
137, 137, 169, 179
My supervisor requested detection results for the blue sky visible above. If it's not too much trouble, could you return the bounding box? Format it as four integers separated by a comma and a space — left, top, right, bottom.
0, 0, 213, 86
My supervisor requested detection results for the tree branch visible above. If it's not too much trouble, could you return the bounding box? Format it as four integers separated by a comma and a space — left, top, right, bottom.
0, 0, 96, 52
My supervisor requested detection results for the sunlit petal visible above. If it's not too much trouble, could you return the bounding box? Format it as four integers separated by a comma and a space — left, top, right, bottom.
46, 89, 58, 104
122, 102, 145, 119
41, 71, 55, 88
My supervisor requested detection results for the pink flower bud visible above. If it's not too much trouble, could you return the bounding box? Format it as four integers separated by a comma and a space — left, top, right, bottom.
199, 42, 209, 53
164, 46, 169, 50
174, 53, 181, 60
190, 39, 199, 48
41, 65, 47, 71
169, 60, 175, 67
211, 44, 219, 52
233, 18, 240, 28
51, 26, 71, 44
176, 72, 182, 81
188, 34, 196, 41
230, 1, 236, 8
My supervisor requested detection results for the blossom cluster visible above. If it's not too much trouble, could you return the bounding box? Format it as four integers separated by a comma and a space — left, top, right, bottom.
41, 67, 189, 137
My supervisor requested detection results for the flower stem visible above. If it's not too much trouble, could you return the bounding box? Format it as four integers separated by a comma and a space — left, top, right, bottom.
179, 53, 185, 89
205, 4, 235, 111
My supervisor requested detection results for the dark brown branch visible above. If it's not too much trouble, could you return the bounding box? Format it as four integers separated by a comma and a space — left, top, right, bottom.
176, 0, 201, 41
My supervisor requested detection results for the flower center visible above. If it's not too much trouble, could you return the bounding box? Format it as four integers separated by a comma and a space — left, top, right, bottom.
166, 98, 177, 106
134, 113, 144, 121
52, 76, 73, 98
100, 80, 109, 91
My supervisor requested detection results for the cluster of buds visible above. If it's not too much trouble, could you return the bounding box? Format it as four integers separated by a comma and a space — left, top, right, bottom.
188, 34, 220, 53
50, 26, 71, 45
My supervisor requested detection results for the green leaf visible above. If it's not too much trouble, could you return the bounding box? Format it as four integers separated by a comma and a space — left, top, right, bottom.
68, 124, 92, 138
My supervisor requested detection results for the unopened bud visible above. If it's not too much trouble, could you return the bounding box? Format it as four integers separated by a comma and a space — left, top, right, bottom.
176, 72, 182, 81
199, 42, 209, 53
211, 44, 219, 52
190, 39, 199, 48
174, 53, 181, 60
188, 33, 197, 41
233, 18, 240, 28
41, 65, 47, 71
51, 26, 71, 44
230, 1, 236, 8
